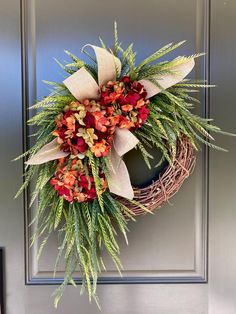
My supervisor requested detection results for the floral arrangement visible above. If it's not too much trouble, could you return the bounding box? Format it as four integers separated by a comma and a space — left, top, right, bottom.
15, 24, 231, 307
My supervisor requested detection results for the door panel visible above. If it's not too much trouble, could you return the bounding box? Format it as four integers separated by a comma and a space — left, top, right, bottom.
21, 0, 209, 312
1, 0, 236, 313
25, 0, 208, 286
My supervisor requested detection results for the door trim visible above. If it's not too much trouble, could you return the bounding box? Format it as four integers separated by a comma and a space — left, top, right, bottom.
20, 0, 210, 286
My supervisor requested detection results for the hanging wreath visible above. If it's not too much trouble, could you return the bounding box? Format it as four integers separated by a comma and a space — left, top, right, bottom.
15, 24, 231, 307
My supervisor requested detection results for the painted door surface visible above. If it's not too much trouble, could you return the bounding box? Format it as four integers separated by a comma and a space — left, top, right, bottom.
0, 0, 235, 313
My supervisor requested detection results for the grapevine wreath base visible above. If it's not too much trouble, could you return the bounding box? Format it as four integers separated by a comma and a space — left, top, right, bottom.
117, 136, 196, 215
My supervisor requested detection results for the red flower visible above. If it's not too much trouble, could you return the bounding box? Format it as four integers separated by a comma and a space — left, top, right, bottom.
79, 175, 93, 189
118, 95, 128, 105
125, 93, 140, 106
50, 157, 107, 203
86, 187, 97, 199
83, 112, 95, 128
121, 76, 131, 84
52, 76, 150, 159
64, 110, 75, 119
77, 137, 87, 153
50, 177, 59, 187
50, 178, 73, 203
138, 106, 149, 123
53, 130, 66, 141
103, 91, 121, 105
106, 106, 115, 115
132, 81, 146, 94
58, 187, 73, 202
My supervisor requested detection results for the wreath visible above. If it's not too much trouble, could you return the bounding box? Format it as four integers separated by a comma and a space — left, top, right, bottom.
15, 24, 229, 307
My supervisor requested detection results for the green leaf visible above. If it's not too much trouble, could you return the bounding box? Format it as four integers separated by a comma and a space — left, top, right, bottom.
54, 197, 64, 229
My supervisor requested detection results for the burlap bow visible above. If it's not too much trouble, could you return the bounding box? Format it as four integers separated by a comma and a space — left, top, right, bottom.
26, 45, 194, 200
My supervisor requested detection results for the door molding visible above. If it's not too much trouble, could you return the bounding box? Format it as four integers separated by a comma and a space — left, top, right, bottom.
21, 0, 210, 286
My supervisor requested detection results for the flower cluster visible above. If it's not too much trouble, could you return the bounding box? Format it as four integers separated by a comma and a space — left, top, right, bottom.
53, 76, 150, 158
50, 158, 107, 203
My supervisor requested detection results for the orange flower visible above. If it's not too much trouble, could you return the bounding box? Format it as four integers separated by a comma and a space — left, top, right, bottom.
119, 117, 135, 129
135, 99, 145, 109
67, 101, 81, 111
64, 171, 77, 186
74, 190, 87, 203
52, 130, 64, 144
109, 91, 121, 104
83, 99, 100, 113
52, 76, 150, 160
50, 157, 107, 203
106, 106, 115, 115
65, 116, 76, 131
64, 129, 74, 138
114, 86, 124, 94
121, 104, 133, 112
91, 140, 110, 157
109, 115, 121, 126
57, 157, 66, 167
93, 111, 109, 132
100, 177, 108, 191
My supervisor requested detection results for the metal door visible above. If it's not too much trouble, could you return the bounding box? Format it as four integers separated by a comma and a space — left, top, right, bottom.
0, 0, 235, 313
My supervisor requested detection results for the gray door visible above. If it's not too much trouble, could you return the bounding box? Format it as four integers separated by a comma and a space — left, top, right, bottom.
0, 0, 235, 313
